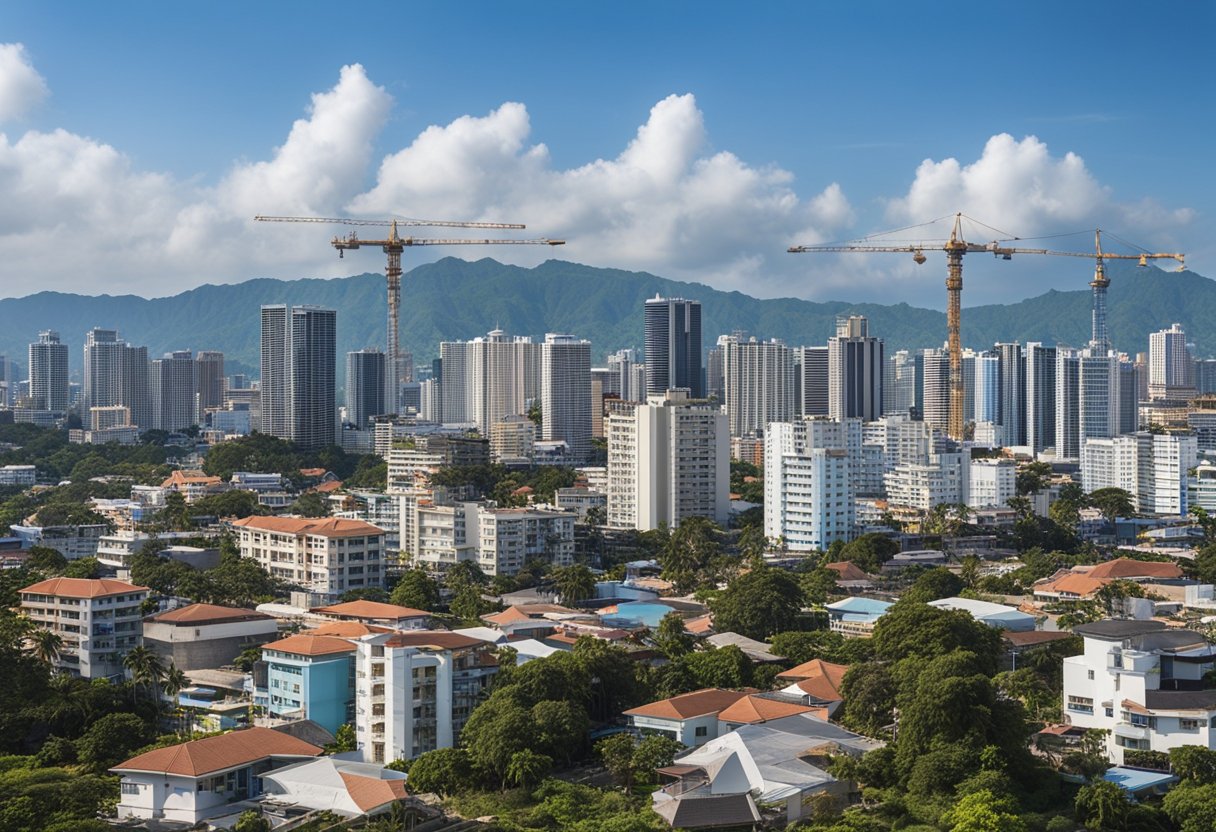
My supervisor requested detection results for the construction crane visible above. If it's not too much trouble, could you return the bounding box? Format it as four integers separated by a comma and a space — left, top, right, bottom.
788, 213, 1183, 441
255, 215, 564, 415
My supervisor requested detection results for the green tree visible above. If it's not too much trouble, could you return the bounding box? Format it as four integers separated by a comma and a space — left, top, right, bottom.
1169, 745, 1216, 784
449, 583, 489, 623
835, 533, 899, 573
597, 733, 639, 790
901, 566, 965, 603
871, 601, 1003, 676
1087, 487, 1135, 522
531, 699, 590, 765
404, 747, 473, 796
234, 810, 272, 832
288, 490, 329, 517
631, 734, 682, 786
679, 645, 752, 690
75, 711, 154, 773
1074, 779, 1130, 831
710, 565, 805, 640
800, 567, 840, 605
551, 563, 596, 604
326, 723, 357, 753
460, 694, 534, 784
839, 663, 897, 736
26, 627, 63, 667
941, 789, 1028, 832
659, 517, 723, 593
1162, 782, 1216, 832
122, 645, 166, 703
505, 748, 552, 789
653, 611, 695, 659
391, 569, 441, 610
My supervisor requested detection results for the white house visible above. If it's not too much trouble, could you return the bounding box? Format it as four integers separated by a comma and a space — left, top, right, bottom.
112, 727, 323, 824
1062, 620, 1216, 764
624, 689, 752, 747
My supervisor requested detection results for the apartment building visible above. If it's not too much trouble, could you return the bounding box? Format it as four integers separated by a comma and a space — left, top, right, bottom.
231, 516, 385, 599
259, 633, 357, 734
406, 500, 576, 576
19, 577, 149, 679
1062, 620, 1216, 764
1081, 432, 1198, 516
763, 419, 854, 552
354, 631, 498, 763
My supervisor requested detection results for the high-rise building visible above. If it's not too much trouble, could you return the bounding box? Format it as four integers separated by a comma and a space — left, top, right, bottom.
1055, 349, 1081, 459
608, 349, 642, 401
346, 350, 386, 430
83, 329, 122, 413
921, 348, 950, 434
436, 331, 539, 433
883, 350, 917, 417
795, 346, 829, 417
541, 333, 591, 462
150, 351, 196, 432
1025, 343, 1057, 454
259, 305, 337, 449
1148, 323, 1196, 400
28, 331, 69, 412
290, 307, 337, 450
1118, 361, 1140, 435
996, 342, 1026, 446
1079, 352, 1120, 448
1196, 359, 1216, 396
121, 345, 151, 430
973, 352, 1000, 425
764, 419, 854, 552
644, 295, 702, 398
194, 351, 225, 422
827, 316, 883, 421
605, 390, 729, 530
705, 346, 724, 400
1082, 432, 1197, 516
720, 335, 794, 438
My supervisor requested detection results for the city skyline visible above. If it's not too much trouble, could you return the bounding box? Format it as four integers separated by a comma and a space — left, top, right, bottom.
0, 2, 1210, 306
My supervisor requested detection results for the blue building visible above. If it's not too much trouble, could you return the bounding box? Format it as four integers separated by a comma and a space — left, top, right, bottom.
826, 596, 893, 637
258, 634, 355, 734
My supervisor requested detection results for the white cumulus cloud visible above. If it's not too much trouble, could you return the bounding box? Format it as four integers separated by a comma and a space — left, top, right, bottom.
0, 43, 48, 122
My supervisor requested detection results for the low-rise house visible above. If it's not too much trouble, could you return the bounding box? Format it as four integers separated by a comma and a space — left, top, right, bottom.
161, 469, 225, 503
716, 695, 822, 732
823, 560, 874, 590
10, 522, 107, 560
1002, 630, 1076, 670
258, 634, 357, 734
311, 599, 432, 630
652, 713, 881, 827
928, 597, 1037, 632
1062, 619, 1216, 764
776, 659, 849, 716
259, 756, 408, 818
112, 726, 322, 824
1034, 558, 1185, 603
19, 577, 148, 679
355, 631, 499, 763
143, 603, 278, 671
625, 688, 752, 747
482, 604, 582, 639
826, 596, 892, 637
705, 632, 784, 663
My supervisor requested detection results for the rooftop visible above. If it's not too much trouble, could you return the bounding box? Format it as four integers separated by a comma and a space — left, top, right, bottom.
1073, 620, 1168, 640
625, 688, 750, 720
112, 726, 321, 777
262, 634, 357, 657
148, 603, 271, 626
20, 576, 148, 599
231, 516, 385, 538
717, 695, 818, 725
382, 631, 486, 650
311, 599, 430, 620
1086, 558, 1184, 581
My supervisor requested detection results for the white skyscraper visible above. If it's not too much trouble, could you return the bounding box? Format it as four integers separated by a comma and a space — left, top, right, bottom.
921, 348, 950, 434
973, 352, 1000, 425
720, 334, 794, 438
1148, 323, 1195, 400
28, 331, 69, 412
764, 418, 855, 551
150, 351, 196, 432
1082, 432, 1197, 516
883, 350, 917, 417
83, 329, 123, 413
541, 333, 592, 462
606, 390, 729, 530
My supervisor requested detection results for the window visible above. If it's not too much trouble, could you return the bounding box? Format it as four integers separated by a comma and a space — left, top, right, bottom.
120, 782, 141, 795
694, 726, 708, 737
1067, 696, 1094, 714
1087, 670, 1095, 680
1180, 719, 1201, 731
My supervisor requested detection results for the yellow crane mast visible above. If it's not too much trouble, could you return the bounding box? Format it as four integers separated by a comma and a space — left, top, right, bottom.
255, 215, 564, 415
789, 214, 1183, 440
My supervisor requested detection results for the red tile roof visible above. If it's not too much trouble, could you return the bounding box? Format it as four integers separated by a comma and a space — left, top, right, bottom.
312, 480, 344, 494
1002, 630, 1074, 647
1034, 572, 1107, 598
824, 561, 871, 582
148, 603, 270, 626
624, 688, 749, 720
262, 634, 357, 657
777, 658, 849, 684
112, 727, 322, 776
718, 695, 818, 724
232, 516, 384, 538
308, 621, 392, 638
311, 599, 430, 620
1087, 558, 1184, 581
340, 771, 409, 813
161, 470, 222, 488
21, 577, 148, 599
383, 631, 486, 650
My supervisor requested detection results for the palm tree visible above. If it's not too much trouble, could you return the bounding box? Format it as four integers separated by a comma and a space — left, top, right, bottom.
551, 564, 596, 605
122, 646, 166, 704
163, 662, 190, 735
27, 628, 63, 668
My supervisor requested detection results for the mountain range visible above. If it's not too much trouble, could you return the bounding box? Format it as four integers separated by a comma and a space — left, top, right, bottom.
0, 258, 1209, 382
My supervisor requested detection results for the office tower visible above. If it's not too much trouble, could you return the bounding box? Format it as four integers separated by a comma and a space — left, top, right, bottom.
764, 418, 856, 551
605, 389, 729, 530
607, 349, 640, 401
28, 331, 69, 412
346, 350, 386, 429
1118, 361, 1140, 434
0, 355, 16, 406
436, 340, 470, 424
720, 334, 794, 438
996, 342, 1026, 446
961, 349, 976, 426
921, 348, 950, 434
150, 351, 196, 432
1197, 359, 1216, 395
471, 331, 536, 435
973, 352, 1000, 425
541, 333, 591, 462
1079, 352, 1120, 448
195, 351, 225, 422
121, 345, 151, 430
229, 373, 250, 390
1055, 349, 1081, 458
644, 295, 703, 398
1025, 343, 1057, 453
795, 346, 829, 417
83, 328, 122, 413
259, 305, 337, 449
705, 345, 724, 400
290, 307, 337, 449
591, 367, 620, 399
884, 350, 917, 417
260, 305, 291, 438
1149, 323, 1196, 400
827, 316, 883, 421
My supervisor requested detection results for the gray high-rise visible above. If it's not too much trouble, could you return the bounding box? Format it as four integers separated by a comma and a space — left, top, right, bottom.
827, 316, 883, 421
151, 351, 197, 432
195, 351, 225, 422
347, 349, 386, 429
541, 333, 592, 462
795, 346, 829, 417
83, 329, 122, 413
996, 342, 1026, 446
1025, 343, 1057, 453
260, 305, 337, 449
28, 331, 69, 412
644, 295, 703, 398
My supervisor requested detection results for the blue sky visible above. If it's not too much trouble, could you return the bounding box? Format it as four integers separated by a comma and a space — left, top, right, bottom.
1, 1, 1211, 306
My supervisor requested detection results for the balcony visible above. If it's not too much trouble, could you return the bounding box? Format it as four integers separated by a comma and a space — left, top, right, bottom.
1114, 722, 1151, 741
